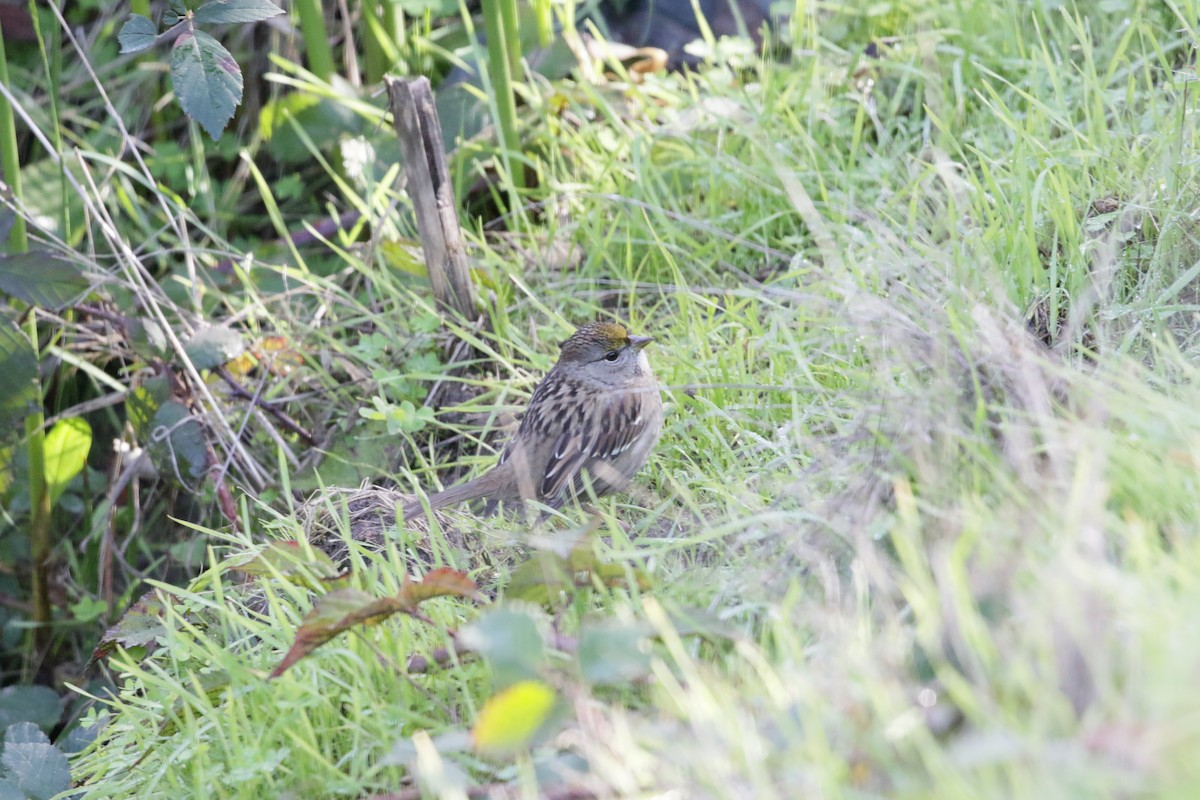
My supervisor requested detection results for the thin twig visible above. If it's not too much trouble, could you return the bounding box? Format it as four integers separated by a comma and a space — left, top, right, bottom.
216, 366, 317, 446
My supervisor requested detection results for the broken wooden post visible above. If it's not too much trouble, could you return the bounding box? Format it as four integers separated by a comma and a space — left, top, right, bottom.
385, 76, 478, 321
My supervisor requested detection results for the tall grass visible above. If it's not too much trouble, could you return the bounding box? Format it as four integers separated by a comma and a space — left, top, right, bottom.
40, 0, 1200, 796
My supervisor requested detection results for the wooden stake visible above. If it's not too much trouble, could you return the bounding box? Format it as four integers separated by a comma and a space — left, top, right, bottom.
385, 76, 478, 321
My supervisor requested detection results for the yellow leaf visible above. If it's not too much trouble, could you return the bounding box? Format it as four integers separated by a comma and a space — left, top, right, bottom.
44, 417, 91, 507
471, 680, 556, 758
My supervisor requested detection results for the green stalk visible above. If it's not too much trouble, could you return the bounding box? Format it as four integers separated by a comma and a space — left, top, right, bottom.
482, 0, 524, 202
24, 315, 50, 665
293, 0, 336, 81
363, 1, 385, 83
382, 0, 404, 57
498, 0, 521, 78
532, 0, 552, 48
365, 0, 405, 82
26, 1, 67, 235
0, 14, 27, 251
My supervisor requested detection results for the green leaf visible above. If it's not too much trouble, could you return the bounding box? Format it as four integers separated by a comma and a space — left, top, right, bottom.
0, 320, 37, 443
170, 29, 243, 140
0, 251, 90, 310
17, 161, 84, 241
42, 418, 92, 509
183, 325, 244, 369
458, 606, 545, 688
149, 401, 207, 483
0, 687, 61, 732
578, 619, 652, 685
127, 317, 167, 361
118, 14, 157, 54
92, 591, 169, 663
69, 597, 109, 623
1, 722, 70, 800
505, 552, 572, 605
194, 0, 284, 24
126, 376, 170, 438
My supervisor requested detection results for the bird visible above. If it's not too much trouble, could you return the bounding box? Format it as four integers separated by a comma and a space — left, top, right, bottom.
403, 321, 664, 518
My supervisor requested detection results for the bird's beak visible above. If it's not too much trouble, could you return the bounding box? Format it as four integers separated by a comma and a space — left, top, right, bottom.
628, 334, 654, 350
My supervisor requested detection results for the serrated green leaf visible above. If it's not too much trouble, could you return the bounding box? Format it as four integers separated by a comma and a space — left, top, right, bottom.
0, 319, 37, 443
0, 687, 61, 732
183, 325, 244, 369
1, 722, 71, 800
194, 0, 284, 24
170, 29, 243, 140
43, 417, 91, 509
118, 14, 157, 54
92, 591, 169, 662
0, 251, 90, 310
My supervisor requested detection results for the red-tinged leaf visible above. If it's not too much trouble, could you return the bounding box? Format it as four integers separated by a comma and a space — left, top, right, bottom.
257, 335, 305, 375
398, 568, 479, 608
269, 589, 402, 678
170, 29, 242, 139
91, 591, 170, 663
226, 336, 304, 378
228, 540, 339, 585
216, 478, 237, 524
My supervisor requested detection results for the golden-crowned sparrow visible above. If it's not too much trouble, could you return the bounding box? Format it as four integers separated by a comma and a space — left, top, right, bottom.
404, 321, 663, 517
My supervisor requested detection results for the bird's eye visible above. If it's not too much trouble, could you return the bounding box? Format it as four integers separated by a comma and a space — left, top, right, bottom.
603, 350, 620, 362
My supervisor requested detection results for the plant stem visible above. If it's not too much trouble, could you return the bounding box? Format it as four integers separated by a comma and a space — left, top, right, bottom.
499, 0, 521, 78
24, 315, 50, 667
293, 0, 335, 81
363, 1, 384, 83
0, 13, 27, 251
482, 0, 524, 205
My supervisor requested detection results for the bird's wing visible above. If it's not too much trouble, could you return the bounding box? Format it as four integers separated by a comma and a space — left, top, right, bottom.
539, 392, 652, 503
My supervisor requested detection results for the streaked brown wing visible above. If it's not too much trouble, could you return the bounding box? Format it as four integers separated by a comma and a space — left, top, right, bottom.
539, 391, 650, 503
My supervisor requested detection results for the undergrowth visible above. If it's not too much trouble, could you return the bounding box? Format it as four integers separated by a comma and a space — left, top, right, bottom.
6, 0, 1200, 796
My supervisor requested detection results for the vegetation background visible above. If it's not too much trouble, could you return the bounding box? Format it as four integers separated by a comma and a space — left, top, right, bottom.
2, 0, 1200, 796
